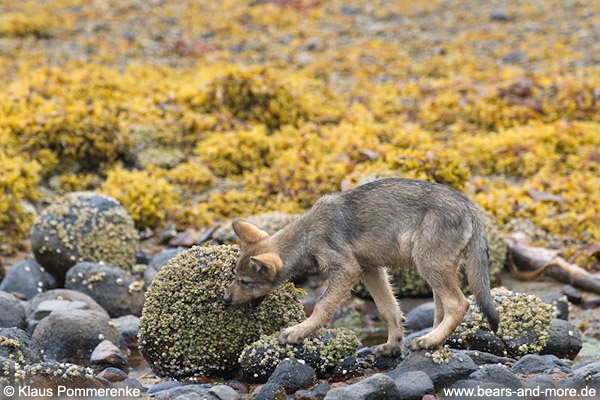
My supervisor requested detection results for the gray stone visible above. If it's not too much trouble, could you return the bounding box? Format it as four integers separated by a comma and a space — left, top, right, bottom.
90, 340, 129, 371
453, 349, 515, 366
511, 354, 571, 375
33, 299, 89, 320
144, 247, 187, 288
0, 259, 56, 300
111, 315, 139, 348
490, 9, 509, 21
32, 309, 125, 364
268, 358, 316, 394
570, 361, 600, 386
470, 365, 522, 388
0, 290, 26, 329
295, 382, 330, 400
540, 293, 569, 320
251, 383, 286, 400
523, 374, 554, 391
445, 380, 517, 399
65, 262, 145, 317
540, 319, 582, 360
324, 373, 401, 400
148, 380, 183, 395
404, 302, 435, 333
388, 349, 478, 391
393, 370, 434, 400
0, 327, 44, 363
97, 367, 128, 382
208, 385, 242, 400
153, 384, 212, 400
26, 289, 108, 317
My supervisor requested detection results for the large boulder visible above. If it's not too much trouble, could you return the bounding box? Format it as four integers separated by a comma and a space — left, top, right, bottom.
138, 245, 306, 379
239, 328, 359, 382
0, 291, 27, 329
32, 309, 125, 364
26, 289, 108, 317
65, 262, 145, 317
540, 318, 582, 360
0, 259, 56, 300
31, 192, 139, 283
446, 287, 554, 359
0, 328, 45, 364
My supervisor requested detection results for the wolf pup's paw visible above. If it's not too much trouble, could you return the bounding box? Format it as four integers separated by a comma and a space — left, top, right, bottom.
409, 335, 439, 351
278, 325, 309, 344
374, 342, 403, 357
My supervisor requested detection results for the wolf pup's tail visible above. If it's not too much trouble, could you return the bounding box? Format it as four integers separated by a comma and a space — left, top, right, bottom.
465, 216, 500, 332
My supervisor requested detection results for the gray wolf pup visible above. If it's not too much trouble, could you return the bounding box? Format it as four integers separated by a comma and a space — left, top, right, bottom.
224, 178, 499, 355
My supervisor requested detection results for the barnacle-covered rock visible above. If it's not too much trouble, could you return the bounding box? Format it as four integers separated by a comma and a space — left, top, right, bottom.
138, 245, 305, 379
238, 328, 360, 382
213, 212, 299, 244
31, 192, 139, 283
0, 357, 23, 385
446, 287, 554, 359
0, 328, 45, 365
136, 146, 185, 169
24, 362, 101, 388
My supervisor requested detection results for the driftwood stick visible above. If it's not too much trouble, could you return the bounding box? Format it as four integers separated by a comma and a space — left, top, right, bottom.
506, 232, 600, 295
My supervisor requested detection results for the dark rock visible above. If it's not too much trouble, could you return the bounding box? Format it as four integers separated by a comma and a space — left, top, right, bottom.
136, 250, 151, 265
523, 374, 554, 390
26, 289, 108, 317
470, 365, 522, 388
511, 354, 571, 375
392, 370, 434, 400
541, 293, 569, 320
331, 356, 363, 381
388, 349, 478, 391
356, 347, 373, 358
208, 385, 242, 399
148, 380, 183, 395
24, 362, 101, 388
32, 309, 125, 364
373, 352, 403, 370
0, 291, 26, 329
30, 192, 138, 284
562, 284, 582, 304
323, 373, 401, 400
502, 52, 528, 64
453, 350, 516, 366
0, 327, 44, 363
111, 377, 147, 393
540, 319, 582, 360
0, 259, 56, 299
404, 302, 435, 333
227, 380, 249, 394
65, 262, 145, 317
143, 247, 187, 288
445, 380, 516, 399
251, 383, 286, 400
268, 358, 316, 394
295, 382, 330, 400
97, 367, 128, 382
32, 299, 91, 321
153, 384, 212, 400
569, 361, 600, 387
490, 9, 509, 21
90, 340, 129, 371
111, 315, 139, 349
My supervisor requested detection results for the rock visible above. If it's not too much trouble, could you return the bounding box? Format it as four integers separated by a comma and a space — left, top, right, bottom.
356, 347, 373, 358
111, 377, 147, 393
568, 360, 600, 387
97, 366, 128, 382
470, 365, 522, 388
24, 362, 101, 388
445, 380, 515, 399
404, 302, 435, 333
251, 383, 286, 400
227, 380, 249, 394
143, 247, 187, 287
208, 385, 242, 399
392, 370, 434, 400
0, 356, 20, 384
152, 384, 212, 400
90, 340, 129, 371
111, 315, 139, 348
295, 382, 330, 399
239, 328, 359, 382
331, 356, 363, 381
561, 284, 582, 304
540, 319, 582, 360
65, 262, 145, 317
453, 350, 516, 366
372, 351, 403, 370
446, 287, 553, 358
31, 192, 139, 284
388, 349, 478, 391
502, 52, 528, 64
268, 358, 316, 394
324, 373, 401, 400
0, 259, 56, 299
32, 299, 91, 321
0, 327, 44, 364
148, 380, 183, 395
511, 354, 571, 374
540, 293, 569, 320
523, 374, 554, 390
139, 245, 305, 379
490, 9, 509, 21
32, 309, 125, 364
26, 289, 108, 317
0, 291, 26, 329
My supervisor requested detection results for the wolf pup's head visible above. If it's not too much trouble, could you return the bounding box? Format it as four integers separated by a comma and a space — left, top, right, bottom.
223, 220, 283, 307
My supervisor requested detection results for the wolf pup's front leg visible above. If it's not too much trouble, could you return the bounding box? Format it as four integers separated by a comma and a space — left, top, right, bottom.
279, 260, 362, 345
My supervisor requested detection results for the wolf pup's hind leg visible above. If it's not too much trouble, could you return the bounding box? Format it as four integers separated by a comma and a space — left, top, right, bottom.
361, 268, 405, 356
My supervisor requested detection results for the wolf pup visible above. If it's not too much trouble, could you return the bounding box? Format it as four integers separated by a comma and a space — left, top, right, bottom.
224, 178, 500, 356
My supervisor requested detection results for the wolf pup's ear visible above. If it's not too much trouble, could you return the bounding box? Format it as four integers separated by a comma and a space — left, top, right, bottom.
250, 253, 283, 280
232, 220, 269, 244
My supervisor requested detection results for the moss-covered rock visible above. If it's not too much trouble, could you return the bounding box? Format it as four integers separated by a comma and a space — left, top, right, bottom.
31, 192, 139, 283
213, 212, 298, 244
238, 328, 360, 382
446, 287, 553, 359
138, 245, 305, 379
